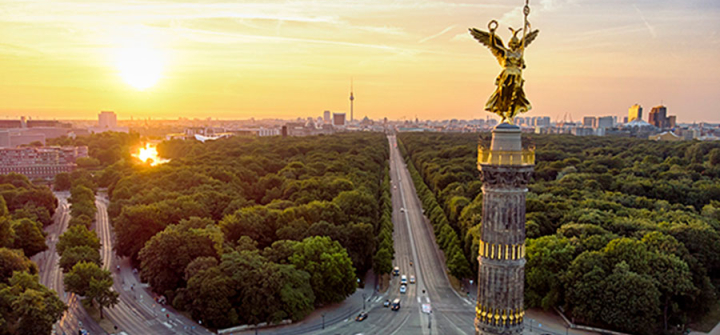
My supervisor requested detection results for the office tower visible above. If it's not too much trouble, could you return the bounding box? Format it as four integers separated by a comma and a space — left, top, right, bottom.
628, 104, 643, 122
99, 111, 117, 129
649, 105, 668, 128
333, 113, 346, 126
597, 116, 614, 129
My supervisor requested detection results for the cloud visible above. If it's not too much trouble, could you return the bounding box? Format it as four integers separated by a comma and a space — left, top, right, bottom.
633, 4, 657, 39
418, 25, 456, 43
451, 32, 473, 43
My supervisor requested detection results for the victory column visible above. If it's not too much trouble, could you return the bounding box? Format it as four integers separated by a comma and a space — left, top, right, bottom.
469, 1, 537, 334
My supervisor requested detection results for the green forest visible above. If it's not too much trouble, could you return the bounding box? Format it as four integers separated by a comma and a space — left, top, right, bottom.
97, 133, 391, 328
0, 174, 65, 335
398, 132, 720, 335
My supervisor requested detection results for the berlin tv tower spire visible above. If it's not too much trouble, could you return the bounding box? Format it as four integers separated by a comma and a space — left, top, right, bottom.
349, 78, 354, 122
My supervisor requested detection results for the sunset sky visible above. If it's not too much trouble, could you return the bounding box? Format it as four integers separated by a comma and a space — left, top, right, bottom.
1, 0, 719, 122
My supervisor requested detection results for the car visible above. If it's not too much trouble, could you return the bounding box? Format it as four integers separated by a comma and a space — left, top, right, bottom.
383, 299, 391, 307
391, 298, 401, 311
400, 284, 407, 293
392, 267, 400, 276
400, 275, 407, 285
400, 207, 405, 212
355, 312, 368, 322
410, 276, 415, 284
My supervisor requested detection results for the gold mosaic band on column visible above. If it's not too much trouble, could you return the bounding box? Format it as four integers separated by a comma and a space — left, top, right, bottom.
475, 304, 525, 326
478, 241, 525, 260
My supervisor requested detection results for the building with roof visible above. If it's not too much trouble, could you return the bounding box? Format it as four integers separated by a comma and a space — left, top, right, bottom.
0, 146, 88, 179
649, 132, 683, 141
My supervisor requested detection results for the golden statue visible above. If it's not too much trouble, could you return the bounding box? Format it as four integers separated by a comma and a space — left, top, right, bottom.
470, 1, 539, 124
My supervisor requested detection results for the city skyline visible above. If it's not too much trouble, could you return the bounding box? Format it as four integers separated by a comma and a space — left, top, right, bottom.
1, 0, 719, 122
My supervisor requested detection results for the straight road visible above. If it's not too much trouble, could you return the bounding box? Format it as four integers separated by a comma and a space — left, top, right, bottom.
33, 192, 105, 335
297, 134, 476, 335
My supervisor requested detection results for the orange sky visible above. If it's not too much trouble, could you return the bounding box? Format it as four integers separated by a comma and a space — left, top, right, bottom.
1, 0, 719, 122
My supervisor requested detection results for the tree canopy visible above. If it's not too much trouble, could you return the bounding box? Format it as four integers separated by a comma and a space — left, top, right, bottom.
398, 132, 720, 334
104, 133, 390, 328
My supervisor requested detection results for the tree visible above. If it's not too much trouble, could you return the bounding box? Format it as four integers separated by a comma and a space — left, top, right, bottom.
0, 217, 13, 248
709, 148, 720, 166
138, 224, 218, 294
185, 267, 236, 328
68, 214, 93, 229
56, 224, 101, 256
11, 218, 47, 258
0, 197, 7, 218
87, 277, 119, 319
64, 261, 112, 296
525, 235, 576, 309
59, 245, 102, 272
598, 263, 661, 335
219, 206, 278, 249
184, 256, 218, 281
113, 203, 167, 260
0, 271, 66, 335
332, 190, 377, 224
0, 247, 35, 283
54, 173, 72, 191
447, 247, 472, 279
289, 236, 356, 305
372, 247, 393, 275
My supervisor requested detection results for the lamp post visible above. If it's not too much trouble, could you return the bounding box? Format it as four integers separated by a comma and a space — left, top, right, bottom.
322, 313, 325, 329
362, 293, 366, 310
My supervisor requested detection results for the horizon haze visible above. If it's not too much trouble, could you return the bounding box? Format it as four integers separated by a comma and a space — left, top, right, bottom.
1, 0, 719, 122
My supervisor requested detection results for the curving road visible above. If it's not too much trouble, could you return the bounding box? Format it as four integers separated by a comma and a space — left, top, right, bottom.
95, 195, 214, 335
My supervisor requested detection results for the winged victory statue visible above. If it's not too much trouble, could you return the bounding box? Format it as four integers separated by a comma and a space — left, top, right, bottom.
469, 3, 539, 124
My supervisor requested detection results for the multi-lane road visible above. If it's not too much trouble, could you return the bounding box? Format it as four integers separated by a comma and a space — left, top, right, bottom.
281, 134, 477, 335
36, 192, 212, 335
94, 196, 213, 335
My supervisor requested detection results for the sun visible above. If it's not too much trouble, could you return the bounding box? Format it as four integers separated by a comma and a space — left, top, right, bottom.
116, 46, 163, 90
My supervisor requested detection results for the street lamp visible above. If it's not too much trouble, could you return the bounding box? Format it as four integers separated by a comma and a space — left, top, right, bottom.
322, 313, 326, 329
362, 293, 366, 310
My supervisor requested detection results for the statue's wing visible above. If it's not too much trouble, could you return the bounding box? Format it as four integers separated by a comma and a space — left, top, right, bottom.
469, 28, 505, 59
523, 29, 540, 48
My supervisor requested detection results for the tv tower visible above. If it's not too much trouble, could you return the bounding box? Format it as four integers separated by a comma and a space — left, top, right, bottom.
349, 78, 354, 122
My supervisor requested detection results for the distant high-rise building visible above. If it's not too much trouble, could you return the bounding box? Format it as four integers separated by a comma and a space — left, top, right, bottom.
649, 105, 668, 128
98, 111, 117, 129
333, 113, 346, 126
629, 104, 643, 122
623, 116, 629, 123
668, 115, 677, 128
535, 117, 551, 127
597, 116, 614, 129
583, 116, 597, 128
323, 111, 331, 123
349, 80, 355, 122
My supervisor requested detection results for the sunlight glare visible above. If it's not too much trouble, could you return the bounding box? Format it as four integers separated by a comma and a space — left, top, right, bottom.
132, 143, 167, 166
116, 46, 163, 90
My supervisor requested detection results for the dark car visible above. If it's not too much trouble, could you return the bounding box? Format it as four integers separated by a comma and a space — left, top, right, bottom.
355, 312, 368, 322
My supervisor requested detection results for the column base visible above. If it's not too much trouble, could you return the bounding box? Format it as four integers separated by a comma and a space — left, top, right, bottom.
475, 319, 524, 335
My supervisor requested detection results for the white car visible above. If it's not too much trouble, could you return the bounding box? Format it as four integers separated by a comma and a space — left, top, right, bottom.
400, 284, 407, 294
400, 208, 405, 212
410, 276, 416, 284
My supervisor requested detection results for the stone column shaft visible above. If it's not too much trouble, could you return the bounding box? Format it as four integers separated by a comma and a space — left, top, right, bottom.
475, 124, 533, 335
